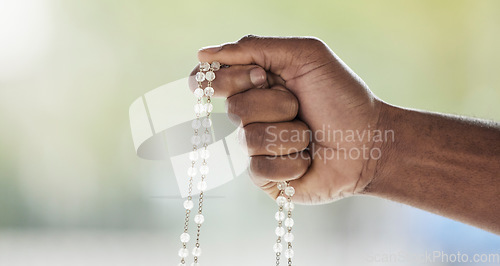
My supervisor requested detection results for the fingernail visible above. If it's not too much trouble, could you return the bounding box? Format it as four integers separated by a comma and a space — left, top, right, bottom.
199, 45, 222, 53
250, 67, 266, 86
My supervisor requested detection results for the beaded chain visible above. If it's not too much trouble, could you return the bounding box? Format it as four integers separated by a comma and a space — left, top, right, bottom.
274, 182, 296, 265
177, 61, 219, 266
178, 61, 296, 265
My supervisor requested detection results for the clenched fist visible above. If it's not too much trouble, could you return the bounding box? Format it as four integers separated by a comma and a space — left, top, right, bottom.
190, 35, 384, 205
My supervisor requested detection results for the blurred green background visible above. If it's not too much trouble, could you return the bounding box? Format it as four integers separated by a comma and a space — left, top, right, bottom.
0, 0, 499, 265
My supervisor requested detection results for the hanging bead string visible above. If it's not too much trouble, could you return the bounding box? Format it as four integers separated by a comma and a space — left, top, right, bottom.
178, 61, 220, 266
275, 181, 296, 265
178, 63, 206, 265
192, 61, 219, 264
274, 184, 286, 266
283, 183, 295, 265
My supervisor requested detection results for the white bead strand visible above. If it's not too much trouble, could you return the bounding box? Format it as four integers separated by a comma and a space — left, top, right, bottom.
177, 62, 220, 266
274, 181, 296, 265
284, 182, 295, 265
274, 182, 286, 265
191, 62, 220, 266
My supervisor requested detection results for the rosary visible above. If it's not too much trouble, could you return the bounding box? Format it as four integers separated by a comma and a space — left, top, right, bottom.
177, 62, 296, 266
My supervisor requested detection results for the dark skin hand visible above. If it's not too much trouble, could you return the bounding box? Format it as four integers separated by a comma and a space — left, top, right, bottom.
189, 35, 500, 234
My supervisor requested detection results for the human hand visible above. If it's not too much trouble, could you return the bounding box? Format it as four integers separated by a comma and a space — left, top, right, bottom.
190, 35, 385, 205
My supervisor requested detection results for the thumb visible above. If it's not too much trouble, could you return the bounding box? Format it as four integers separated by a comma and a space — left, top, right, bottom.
198, 35, 328, 81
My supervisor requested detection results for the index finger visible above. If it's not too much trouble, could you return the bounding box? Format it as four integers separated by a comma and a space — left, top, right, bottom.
197, 35, 326, 80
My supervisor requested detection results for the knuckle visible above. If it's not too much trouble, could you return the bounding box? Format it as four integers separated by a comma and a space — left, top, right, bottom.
247, 163, 273, 190
244, 125, 260, 149
225, 94, 246, 125
238, 34, 260, 43
249, 156, 271, 178
225, 94, 246, 117
244, 124, 266, 152
302, 36, 326, 48
248, 156, 262, 178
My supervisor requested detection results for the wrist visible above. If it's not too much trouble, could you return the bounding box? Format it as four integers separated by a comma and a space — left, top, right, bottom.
348, 100, 394, 195
357, 101, 400, 195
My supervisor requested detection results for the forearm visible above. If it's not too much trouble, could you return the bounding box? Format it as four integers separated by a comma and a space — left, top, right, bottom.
365, 103, 500, 234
